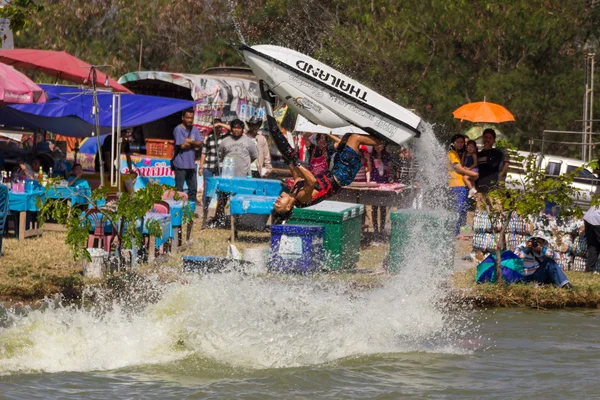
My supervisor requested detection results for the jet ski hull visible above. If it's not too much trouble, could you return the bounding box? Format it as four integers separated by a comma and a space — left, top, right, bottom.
242, 44, 423, 145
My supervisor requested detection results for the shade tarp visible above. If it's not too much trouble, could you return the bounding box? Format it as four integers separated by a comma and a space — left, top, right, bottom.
0, 85, 197, 138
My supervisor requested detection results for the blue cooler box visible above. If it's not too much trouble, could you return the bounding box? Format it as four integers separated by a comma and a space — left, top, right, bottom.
230, 194, 277, 231
230, 195, 277, 215
269, 225, 325, 273
205, 177, 283, 197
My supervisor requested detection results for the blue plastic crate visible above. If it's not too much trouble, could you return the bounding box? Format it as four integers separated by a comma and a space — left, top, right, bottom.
230, 194, 277, 215
205, 177, 283, 197
269, 224, 325, 273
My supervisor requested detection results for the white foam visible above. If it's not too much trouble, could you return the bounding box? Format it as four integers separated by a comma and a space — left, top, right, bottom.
0, 125, 474, 374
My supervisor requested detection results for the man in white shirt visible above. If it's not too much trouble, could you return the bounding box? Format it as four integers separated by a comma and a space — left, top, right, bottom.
583, 206, 600, 272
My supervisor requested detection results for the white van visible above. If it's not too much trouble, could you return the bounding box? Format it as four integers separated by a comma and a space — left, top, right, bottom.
506, 151, 600, 209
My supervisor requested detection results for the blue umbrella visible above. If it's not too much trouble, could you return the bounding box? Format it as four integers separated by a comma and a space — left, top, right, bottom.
77, 134, 109, 155
476, 250, 525, 284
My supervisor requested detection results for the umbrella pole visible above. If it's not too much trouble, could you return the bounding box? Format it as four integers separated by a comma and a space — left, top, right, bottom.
91, 66, 104, 187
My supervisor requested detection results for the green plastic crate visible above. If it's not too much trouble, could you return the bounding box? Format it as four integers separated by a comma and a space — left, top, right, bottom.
389, 209, 456, 273
288, 201, 364, 271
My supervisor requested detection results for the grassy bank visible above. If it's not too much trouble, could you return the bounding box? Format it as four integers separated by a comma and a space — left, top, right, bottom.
3, 222, 600, 309
451, 268, 600, 309
0, 222, 387, 305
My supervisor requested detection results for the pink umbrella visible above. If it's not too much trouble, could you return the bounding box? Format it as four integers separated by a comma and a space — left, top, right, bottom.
0, 62, 47, 104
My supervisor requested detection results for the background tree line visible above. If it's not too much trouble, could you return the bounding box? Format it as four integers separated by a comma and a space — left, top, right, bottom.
3, 0, 600, 156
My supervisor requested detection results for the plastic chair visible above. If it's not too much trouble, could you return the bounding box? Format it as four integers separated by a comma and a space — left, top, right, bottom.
84, 208, 116, 253
152, 200, 171, 214
148, 201, 171, 255
0, 185, 8, 256
162, 190, 188, 202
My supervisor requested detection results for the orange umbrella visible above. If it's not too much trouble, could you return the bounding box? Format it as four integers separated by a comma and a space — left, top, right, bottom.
452, 101, 515, 123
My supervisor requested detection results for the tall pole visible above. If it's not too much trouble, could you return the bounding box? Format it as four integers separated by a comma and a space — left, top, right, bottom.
590, 54, 595, 162
583, 54, 595, 163
139, 39, 143, 71
92, 66, 105, 187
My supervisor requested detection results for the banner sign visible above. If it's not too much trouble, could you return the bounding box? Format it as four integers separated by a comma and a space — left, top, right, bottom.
120, 154, 176, 186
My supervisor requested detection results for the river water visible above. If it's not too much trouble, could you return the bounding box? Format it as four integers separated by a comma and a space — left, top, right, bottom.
1, 301, 599, 399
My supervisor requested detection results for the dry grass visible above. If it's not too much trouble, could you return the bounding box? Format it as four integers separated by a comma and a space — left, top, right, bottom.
6, 213, 599, 309
1, 231, 82, 304
0, 220, 389, 305
451, 268, 600, 309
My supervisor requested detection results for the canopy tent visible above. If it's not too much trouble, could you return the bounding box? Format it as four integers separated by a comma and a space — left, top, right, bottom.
0, 85, 198, 137
0, 49, 131, 93
118, 71, 265, 127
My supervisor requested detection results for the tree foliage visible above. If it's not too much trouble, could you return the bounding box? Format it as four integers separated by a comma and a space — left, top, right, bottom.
7, 0, 600, 156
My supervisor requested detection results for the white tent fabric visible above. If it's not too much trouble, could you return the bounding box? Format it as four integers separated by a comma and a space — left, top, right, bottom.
293, 114, 366, 136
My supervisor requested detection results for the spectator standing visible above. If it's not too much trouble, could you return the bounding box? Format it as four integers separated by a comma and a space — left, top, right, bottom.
246, 117, 272, 178
199, 119, 230, 227
448, 134, 478, 239
210, 119, 258, 226
476, 128, 509, 209
173, 110, 204, 203
219, 119, 258, 177
371, 144, 393, 236
583, 206, 600, 272
304, 132, 339, 175
462, 139, 479, 198
353, 145, 372, 183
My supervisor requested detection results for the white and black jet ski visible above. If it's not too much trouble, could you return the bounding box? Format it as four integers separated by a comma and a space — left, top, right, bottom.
241, 44, 424, 145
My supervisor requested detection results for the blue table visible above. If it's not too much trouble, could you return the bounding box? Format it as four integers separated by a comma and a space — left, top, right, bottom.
143, 213, 171, 246
205, 177, 283, 197
229, 194, 277, 242
8, 190, 45, 212
8, 190, 45, 240
46, 185, 91, 206
142, 212, 172, 260
164, 200, 195, 248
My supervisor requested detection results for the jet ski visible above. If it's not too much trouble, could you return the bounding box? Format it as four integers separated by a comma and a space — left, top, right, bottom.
241, 44, 424, 145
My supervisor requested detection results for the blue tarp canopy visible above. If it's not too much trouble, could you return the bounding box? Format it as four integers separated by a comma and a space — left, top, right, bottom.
0, 84, 197, 138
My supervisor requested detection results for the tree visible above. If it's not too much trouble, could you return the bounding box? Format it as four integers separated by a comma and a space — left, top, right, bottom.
0, 0, 43, 40
37, 183, 188, 267
484, 148, 597, 281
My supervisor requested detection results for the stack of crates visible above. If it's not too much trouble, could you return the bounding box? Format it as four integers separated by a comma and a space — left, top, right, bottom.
287, 201, 364, 271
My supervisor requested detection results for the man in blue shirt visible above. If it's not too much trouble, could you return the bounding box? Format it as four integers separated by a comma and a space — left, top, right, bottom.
172, 110, 203, 203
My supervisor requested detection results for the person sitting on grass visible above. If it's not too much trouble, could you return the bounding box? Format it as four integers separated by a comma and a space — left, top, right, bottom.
513, 232, 573, 289
273, 132, 383, 215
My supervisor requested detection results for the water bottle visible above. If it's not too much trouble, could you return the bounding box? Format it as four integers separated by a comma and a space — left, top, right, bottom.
222, 156, 235, 178
49, 167, 53, 179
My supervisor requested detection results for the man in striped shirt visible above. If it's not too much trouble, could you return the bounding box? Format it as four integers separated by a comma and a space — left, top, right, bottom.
199, 119, 229, 227
513, 232, 572, 288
